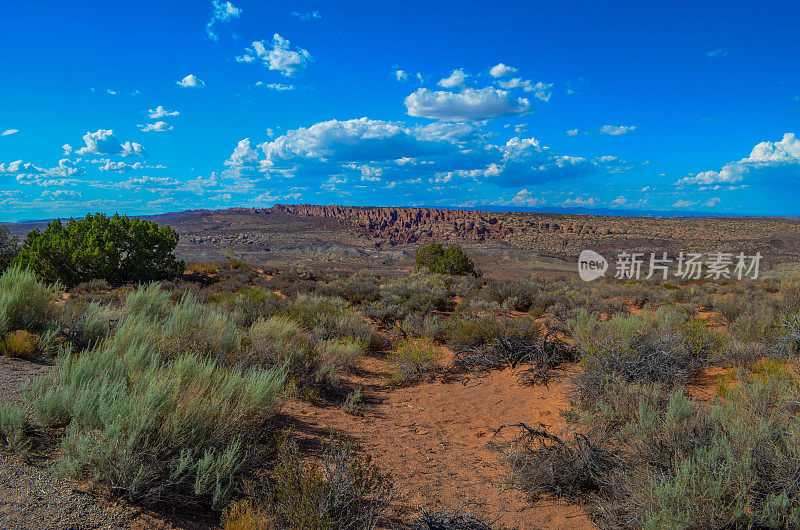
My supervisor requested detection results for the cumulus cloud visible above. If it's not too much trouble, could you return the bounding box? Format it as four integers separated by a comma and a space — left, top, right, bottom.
673, 199, 696, 208
678, 132, 800, 186
510, 188, 545, 206
611, 195, 627, 205
138, 121, 173, 132
2, 129, 19, 136
148, 106, 179, 119
496, 79, 553, 101
489, 63, 518, 78
177, 74, 205, 88
600, 124, 636, 136
221, 117, 630, 202
706, 48, 728, 58
73, 129, 146, 156
237, 34, 312, 77
705, 197, 721, 207
291, 10, 321, 21
438, 69, 468, 89
566, 129, 579, 136
405, 87, 531, 121
206, 0, 242, 41
489, 136, 625, 187
395, 69, 408, 81
563, 196, 597, 206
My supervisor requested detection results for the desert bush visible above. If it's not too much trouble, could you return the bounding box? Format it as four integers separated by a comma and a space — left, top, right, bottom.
27, 322, 285, 508
114, 285, 243, 363
415, 243, 477, 276
340, 388, 366, 415
60, 300, 115, 351
0, 226, 20, 273
224, 287, 286, 327
398, 313, 449, 341
493, 424, 623, 502
730, 301, 779, 342
476, 280, 537, 312
508, 367, 800, 528
69, 278, 112, 295
14, 213, 184, 287
0, 400, 29, 452
282, 294, 376, 350
367, 272, 454, 324
319, 338, 367, 373
248, 316, 338, 397
1, 330, 40, 358
388, 338, 440, 384
0, 265, 61, 334
319, 274, 381, 305
265, 438, 393, 529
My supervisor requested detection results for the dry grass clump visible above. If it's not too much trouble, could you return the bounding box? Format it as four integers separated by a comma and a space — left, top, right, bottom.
225, 437, 393, 530
413, 507, 498, 529
1, 330, 40, 358
387, 337, 440, 385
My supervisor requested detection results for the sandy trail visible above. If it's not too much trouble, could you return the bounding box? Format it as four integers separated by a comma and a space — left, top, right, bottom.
282, 356, 595, 529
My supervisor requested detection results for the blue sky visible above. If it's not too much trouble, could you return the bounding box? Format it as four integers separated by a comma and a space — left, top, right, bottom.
1, 0, 799, 221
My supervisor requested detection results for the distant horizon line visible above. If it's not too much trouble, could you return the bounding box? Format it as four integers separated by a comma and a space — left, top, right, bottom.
1, 202, 792, 224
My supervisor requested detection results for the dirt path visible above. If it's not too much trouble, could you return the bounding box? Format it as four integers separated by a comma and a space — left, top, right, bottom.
282, 356, 595, 529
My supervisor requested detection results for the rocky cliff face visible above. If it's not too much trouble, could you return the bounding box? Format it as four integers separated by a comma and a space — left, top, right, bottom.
269, 204, 628, 245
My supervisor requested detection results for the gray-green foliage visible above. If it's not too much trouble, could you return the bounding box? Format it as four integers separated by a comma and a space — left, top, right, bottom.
0, 400, 29, 453
0, 265, 61, 334
27, 284, 286, 508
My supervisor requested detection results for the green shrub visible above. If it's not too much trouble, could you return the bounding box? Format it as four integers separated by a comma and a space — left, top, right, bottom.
415, 243, 477, 276
0, 400, 29, 452
281, 294, 376, 349
319, 338, 367, 373
61, 300, 115, 351
13, 213, 184, 287
0, 265, 61, 334
387, 338, 439, 384
247, 316, 338, 397
367, 272, 454, 323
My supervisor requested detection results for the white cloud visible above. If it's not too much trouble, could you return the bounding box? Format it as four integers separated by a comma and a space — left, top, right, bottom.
206, 0, 242, 41
395, 69, 408, 81
612, 195, 627, 205
600, 124, 636, 136
438, 69, 468, 89
2, 129, 18, 136
497, 79, 553, 101
706, 48, 728, 58
237, 34, 312, 77
256, 82, 295, 91
73, 129, 146, 156
489, 63, 518, 78
678, 132, 800, 186
563, 196, 597, 206
177, 74, 205, 88
672, 199, 696, 208
405, 87, 531, 121
291, 10, 321, 21
106, 89, 117, 95
138, 121, 173, 132
705, 197, 721, 207
148, 105, 179, 119
566, 129, 579, 136
510, 188, 545, 206
96, 160, 144, 172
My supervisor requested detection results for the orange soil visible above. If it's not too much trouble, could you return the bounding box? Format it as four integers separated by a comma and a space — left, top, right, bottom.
281, 355, 595, 529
